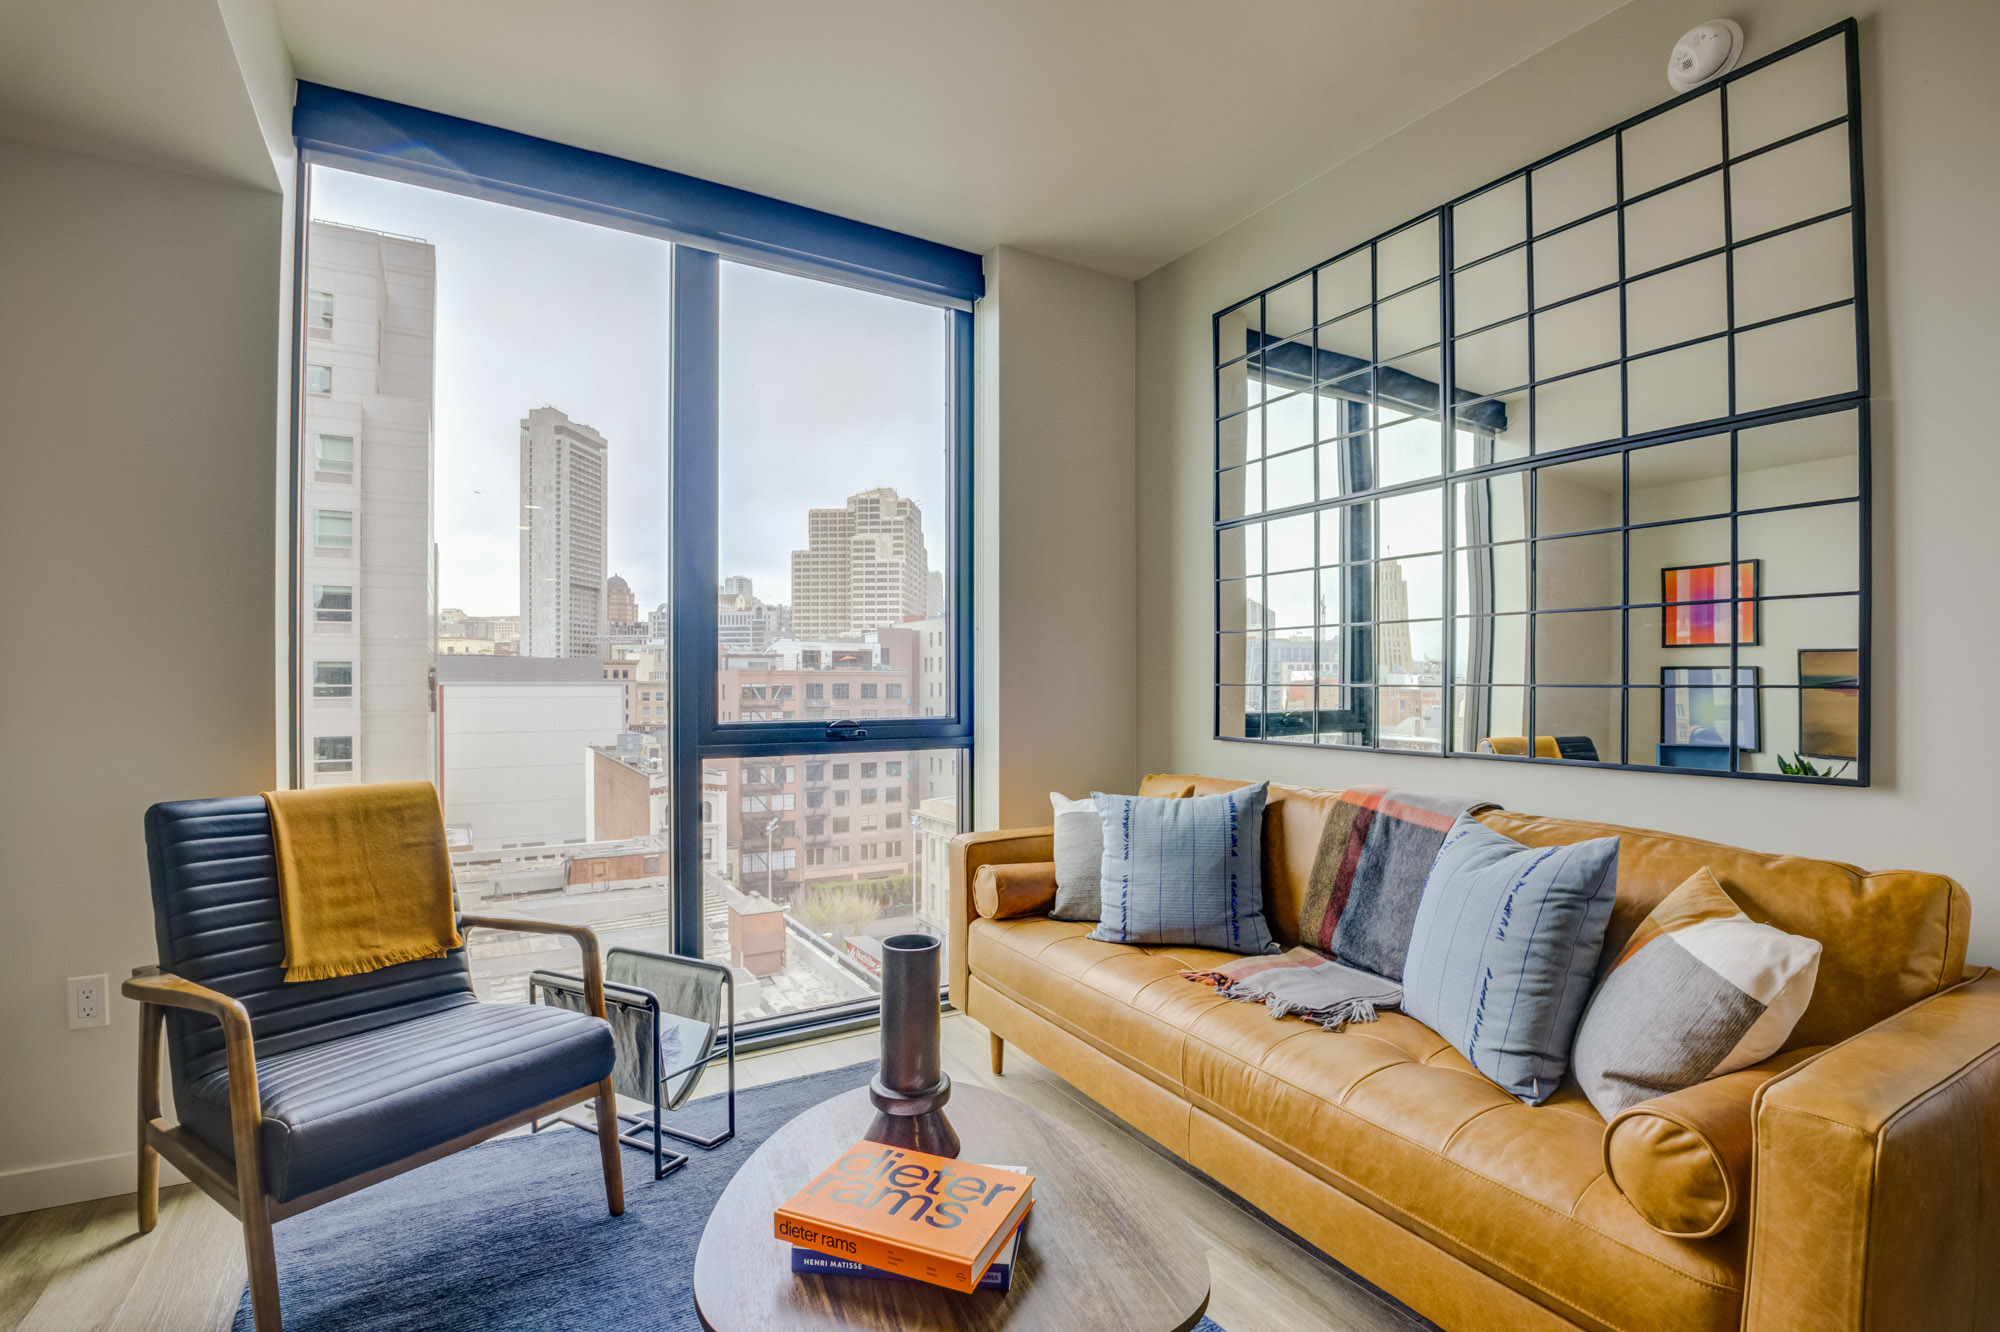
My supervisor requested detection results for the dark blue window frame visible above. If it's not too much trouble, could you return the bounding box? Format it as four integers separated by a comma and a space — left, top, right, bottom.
291, 85, 979, 991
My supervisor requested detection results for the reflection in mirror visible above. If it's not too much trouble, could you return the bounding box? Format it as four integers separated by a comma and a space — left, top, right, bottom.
1455, 473, 1529, 545
1735, 307, 1856, 412
1219, 577, 1256, 633
1320, 505, 1369, 567
1265, 446, 1314, 512
1455, 318, 1530, 397
1217, 299, 1257, 363
1621, 90, 1721, 198
1629, 518, 1731, 602
1385, 554, 1444, 620
1266, 391, 1314, 454
1454, 617, 1529, 686
1218, 523, 1255, 580
1377, 283, 1441, 360
1266, 512, 1314, 572
1628, 339, 1729, 434
1533, 451, 1622, 536
1737, 505, 1860, 595
1217, 358, 1253, 417
1218, 632, 1253, 685
1533, 688, 1621, 763
1378, 688, 1444, 752
1535, 291, 1621, 380
1624, 173, 1726, 275
1267, 628, 1317, 684
1264, 276, 1314, 340
1629, 432, 1731, 523
1317, 251, 1371, 323
1736, 596, 1861, 682
1729, 36, 1847, 154
1378, 216, 1440, 294
1378, 489, 1444, 556
1218, 407, 1252, 467
1453, 400, 1529, 469
1377, 416, 1444, 487
1534, 612, 1623, 684
1377, 621, 1444, 684
1263, 570, 1315, 629
1730, 126, 1850, 239
1535, 532, 1623, 609
1733, 216, 1854, 326
1455, 543, 1529, 615
1316, 307, 1372, 364
1627, 255, 1728, 354
1532, 139, 1616, 234
1454, 178, 1527, 266
1737, 410, 1859, 506
1456, 251, 1529, 333
1533, 367, 1622, 454
1218, 461, 1259, 521
1452, 684, 1526, 754
1533, 214, 1619, 307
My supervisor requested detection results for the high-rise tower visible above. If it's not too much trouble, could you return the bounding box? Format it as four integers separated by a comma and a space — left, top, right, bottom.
519, 407, 608, 658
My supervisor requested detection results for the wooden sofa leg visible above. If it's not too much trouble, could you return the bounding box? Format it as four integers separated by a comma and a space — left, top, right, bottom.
594, 1077, 626, 1216
242, 1202, 282, 1332
991, 1032, 1005, 1076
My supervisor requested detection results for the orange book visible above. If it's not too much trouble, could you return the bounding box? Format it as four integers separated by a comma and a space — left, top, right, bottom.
775, 1141, 1036, 1294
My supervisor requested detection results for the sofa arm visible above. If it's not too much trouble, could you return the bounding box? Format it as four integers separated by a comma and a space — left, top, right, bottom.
947, 827, 1053, 1007
1743, 968, 2000, 1332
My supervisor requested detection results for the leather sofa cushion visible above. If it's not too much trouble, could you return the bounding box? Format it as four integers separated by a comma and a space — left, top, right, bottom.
973, 914, 1746, 1332
181, 997, 614, 1203
974, 862, 1059, 919
1602, 1047, 1821, 1238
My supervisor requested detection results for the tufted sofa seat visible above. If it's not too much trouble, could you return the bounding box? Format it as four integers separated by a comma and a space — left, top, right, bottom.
951, 776, 1999, 1332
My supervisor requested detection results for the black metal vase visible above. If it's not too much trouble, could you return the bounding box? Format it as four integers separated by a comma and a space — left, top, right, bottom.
864, 933, 959, 1158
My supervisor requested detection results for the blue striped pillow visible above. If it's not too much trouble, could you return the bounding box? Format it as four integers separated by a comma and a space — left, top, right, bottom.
1401, 815, 1620, 1104
1087, 783, 1279, 954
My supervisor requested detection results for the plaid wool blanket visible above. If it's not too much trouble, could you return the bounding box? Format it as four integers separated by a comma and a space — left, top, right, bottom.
1185, 787, 1497, 1030
1184, 947, 1405, 1029
1301, 787, 1498, 981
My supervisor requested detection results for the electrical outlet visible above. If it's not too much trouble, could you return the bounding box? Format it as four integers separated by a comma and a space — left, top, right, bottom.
68, 975, 110, 1029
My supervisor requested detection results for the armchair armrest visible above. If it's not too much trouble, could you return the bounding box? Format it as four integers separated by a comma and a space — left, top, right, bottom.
460, 914, 608, 1019
123, 969, 265, 1210
1744, 968, 2000, 1332
948, 826, 1054, 1006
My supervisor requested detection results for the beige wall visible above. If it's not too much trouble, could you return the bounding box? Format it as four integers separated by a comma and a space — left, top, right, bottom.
0, 140, 284, 1211
976, 246, 1140, 828
1136, 0, 2000, 964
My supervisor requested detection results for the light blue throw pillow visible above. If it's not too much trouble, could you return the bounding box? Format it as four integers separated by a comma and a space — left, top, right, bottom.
1401, 815, 1620, 1105
1087, 783, 1279, 954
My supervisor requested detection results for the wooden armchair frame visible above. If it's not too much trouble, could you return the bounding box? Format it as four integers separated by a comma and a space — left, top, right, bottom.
125, 914, 625, 1332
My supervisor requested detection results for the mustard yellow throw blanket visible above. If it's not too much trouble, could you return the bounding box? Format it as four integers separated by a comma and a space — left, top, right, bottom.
262, 781, 462, 983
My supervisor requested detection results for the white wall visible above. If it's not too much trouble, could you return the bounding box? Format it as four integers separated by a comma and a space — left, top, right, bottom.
0, 140, 284, 1212
975, 245, 1140, 828
1136, 0, 2000, 964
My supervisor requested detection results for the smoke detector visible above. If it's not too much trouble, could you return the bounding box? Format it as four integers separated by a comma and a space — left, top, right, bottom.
1668, 19, 1744, 92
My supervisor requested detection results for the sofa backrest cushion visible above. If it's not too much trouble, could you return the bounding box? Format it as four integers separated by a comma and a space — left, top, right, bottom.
1136, 774, 1970, 1048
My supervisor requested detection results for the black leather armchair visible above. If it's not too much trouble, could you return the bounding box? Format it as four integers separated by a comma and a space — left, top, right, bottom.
125, 796, 624, 1332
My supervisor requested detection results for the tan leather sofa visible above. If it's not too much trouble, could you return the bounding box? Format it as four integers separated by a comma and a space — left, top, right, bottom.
949, 775, 2000, 1332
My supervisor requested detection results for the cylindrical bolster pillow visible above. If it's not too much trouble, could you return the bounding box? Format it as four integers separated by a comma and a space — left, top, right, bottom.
973, 862, 1059, 920
1603, 1046, 1822, 1238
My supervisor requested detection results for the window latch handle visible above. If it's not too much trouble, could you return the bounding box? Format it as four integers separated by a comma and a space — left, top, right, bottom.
824, 720, 868, 742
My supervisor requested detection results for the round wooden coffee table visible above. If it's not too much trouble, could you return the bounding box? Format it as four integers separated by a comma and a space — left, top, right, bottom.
693, 1084, 1211, 1330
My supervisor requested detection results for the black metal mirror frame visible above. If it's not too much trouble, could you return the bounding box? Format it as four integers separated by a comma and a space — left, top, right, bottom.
1211, 18, 1869, 785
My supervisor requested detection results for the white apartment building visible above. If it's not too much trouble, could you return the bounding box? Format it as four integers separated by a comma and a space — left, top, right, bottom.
519, 406, 609, 659
299, 221, 437, 787
436, 657, 625, 849
789, 487, 931, 638
718, 576, 790, 652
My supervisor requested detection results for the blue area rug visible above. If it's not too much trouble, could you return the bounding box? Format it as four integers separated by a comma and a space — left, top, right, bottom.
236, 1060, 1226, 1331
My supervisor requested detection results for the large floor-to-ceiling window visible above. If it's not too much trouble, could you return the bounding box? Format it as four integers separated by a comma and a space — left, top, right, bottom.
289, 87, 976, 1033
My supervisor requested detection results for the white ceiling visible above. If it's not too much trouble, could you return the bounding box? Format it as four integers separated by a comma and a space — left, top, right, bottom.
278, 0, 1648, 279
3, 0, 1635, 280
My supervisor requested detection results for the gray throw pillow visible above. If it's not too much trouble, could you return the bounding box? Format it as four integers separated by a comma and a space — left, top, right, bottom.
1401, 815, 1620, 1105
1049, 792, 1104, 921
1086, 783, 1279, 954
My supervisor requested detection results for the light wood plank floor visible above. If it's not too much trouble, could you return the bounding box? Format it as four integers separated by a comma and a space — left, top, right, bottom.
0, 1014, 1429, 1331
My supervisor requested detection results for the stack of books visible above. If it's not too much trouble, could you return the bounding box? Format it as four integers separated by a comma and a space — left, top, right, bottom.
775, 1141, 1036, 1294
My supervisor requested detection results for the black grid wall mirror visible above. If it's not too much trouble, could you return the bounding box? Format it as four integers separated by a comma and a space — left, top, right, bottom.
1213, 20, 1869, 784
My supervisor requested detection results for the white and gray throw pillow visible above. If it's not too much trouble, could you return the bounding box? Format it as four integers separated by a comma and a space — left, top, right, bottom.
1049, 792, 1105, 921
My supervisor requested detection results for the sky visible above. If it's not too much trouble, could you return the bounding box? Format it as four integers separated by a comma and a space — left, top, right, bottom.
311, 166, 951, 619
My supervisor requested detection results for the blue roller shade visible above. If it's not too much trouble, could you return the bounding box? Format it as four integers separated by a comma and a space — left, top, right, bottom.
293, 81, 984, 305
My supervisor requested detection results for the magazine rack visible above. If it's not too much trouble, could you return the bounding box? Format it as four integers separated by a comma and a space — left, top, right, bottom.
530, 946, 736, 1178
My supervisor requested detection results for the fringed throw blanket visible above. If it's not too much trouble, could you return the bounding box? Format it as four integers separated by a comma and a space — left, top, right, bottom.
1299, 787, 1498, 981
1184, 947, 1405, 1030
